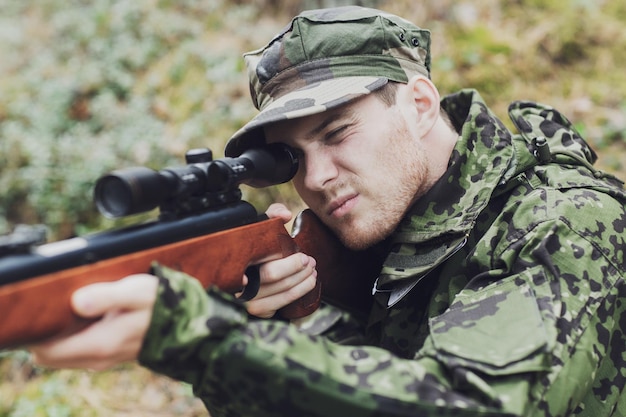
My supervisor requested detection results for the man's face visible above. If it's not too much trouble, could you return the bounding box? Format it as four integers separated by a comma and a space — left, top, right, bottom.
264, 92, 434, 250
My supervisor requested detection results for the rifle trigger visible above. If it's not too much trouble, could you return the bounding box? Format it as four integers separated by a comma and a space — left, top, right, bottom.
240, 265, 261, 301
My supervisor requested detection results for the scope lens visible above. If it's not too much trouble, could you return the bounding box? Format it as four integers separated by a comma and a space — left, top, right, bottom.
94, 167, 165, 218
94, 175, 134, 218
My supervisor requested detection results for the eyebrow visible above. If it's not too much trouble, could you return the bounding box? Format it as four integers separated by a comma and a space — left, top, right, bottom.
305, 108, 355, 140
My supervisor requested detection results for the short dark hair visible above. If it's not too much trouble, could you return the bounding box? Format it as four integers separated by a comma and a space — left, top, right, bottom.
373, 81, 455, 131
372, 81, 398, 107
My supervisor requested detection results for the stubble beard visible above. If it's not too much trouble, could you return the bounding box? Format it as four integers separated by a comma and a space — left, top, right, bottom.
326, 121, 431, 251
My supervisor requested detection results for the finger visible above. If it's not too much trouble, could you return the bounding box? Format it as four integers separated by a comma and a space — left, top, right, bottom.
237, 253, 309, 300
246, 273, 318, 319
256, 253, 312, 286
265, 203, 292, 223
30, 307, 151, 370
31, 315, 136, 369
234, 275, 249, 298
29, 304, 151, 370
72, 274, 158, 318
245, 254, 317, 318
30, 274, 158, 370
256, 255, 316, 298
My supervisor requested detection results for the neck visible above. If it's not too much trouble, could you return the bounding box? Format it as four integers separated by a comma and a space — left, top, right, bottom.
426, 116, 459, 176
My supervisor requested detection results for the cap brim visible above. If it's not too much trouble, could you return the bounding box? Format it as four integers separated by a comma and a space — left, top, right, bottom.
225, 76, 388, 156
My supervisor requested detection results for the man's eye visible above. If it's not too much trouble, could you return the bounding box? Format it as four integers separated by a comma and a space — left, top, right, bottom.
325, 125, 350, 143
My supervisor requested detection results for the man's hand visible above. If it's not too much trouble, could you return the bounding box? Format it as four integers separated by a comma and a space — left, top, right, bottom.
28, 204, 316, 369
29, 274, 158, 370
243, 204, 318, 319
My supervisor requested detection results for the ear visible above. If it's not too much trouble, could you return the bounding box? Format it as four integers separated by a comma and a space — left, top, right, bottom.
399, 75, 440, 136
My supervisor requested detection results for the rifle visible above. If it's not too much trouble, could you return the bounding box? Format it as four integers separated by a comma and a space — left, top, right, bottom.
0, 144, 382, 350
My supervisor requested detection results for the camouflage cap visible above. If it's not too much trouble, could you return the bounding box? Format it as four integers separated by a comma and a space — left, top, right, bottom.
224, 6, 431, 156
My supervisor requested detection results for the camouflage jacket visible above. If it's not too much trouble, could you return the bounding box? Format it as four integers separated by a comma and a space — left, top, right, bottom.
139, 89, 626, 417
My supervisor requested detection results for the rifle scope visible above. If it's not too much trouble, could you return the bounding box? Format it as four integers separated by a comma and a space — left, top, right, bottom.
94, 143, 299, 218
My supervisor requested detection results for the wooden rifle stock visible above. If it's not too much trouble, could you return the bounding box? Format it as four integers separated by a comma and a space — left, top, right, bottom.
0, 208, 381, 349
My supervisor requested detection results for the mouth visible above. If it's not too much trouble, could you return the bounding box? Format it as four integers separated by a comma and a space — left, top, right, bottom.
327, 194, 358, 218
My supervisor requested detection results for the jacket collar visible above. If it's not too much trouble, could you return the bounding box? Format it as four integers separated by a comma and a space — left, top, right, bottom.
374, 88, 605, 301
396, 89, 515, 243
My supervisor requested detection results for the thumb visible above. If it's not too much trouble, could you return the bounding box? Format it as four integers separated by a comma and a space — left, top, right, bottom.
71, 274, 158, 318
266, 203, 293, 223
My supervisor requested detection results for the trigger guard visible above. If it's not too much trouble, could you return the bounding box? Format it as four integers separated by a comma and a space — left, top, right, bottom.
239, 265, 261, 301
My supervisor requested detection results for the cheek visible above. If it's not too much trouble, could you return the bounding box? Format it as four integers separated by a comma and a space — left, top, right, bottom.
292, 175, 311, 202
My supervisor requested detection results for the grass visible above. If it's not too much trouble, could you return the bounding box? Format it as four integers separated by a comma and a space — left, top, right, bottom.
0, 352, 206, 416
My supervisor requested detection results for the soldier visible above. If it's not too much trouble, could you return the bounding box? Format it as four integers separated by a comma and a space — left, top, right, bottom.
31, 6, 626, 416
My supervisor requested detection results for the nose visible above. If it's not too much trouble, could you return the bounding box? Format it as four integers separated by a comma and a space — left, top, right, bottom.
302, 149, 338, 191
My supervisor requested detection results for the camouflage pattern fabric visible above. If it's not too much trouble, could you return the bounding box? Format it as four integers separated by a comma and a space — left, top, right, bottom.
139, 90, 626, 417
225, 6, 431, 157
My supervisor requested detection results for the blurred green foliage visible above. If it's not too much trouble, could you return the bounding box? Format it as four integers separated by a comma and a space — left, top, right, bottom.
0, 0, 625, 416
0, 0, 287, 239
1, 0, 625, 240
